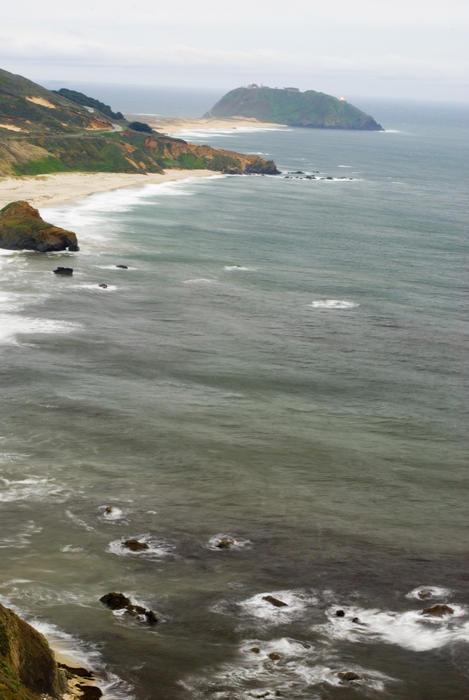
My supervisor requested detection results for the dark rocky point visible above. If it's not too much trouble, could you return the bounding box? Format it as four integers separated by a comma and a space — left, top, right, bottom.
99, 283, 108, 289
123, 538, 149, 552
116, 264, 128, 269
250, 647, 261, 654
54, 266, 73, 276
0, 201, 79, 252
262, 595, 288, 608
338, 671, 361, 681
335, 609, 345, 617
421, 604, 454, 617
99, 592, 130, 610
77, 684, 103, 699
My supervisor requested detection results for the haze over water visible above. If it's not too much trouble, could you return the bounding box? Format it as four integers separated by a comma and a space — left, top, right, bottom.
0, 99, 468, 698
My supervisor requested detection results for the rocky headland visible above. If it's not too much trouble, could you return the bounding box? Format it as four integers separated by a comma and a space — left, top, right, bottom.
205, 85, 383, 130
0, 602, 101, 699
0, 201, 78, 251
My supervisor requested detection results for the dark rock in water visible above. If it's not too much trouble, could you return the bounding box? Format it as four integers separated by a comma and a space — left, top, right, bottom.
0, 201, 79, 251
326, 176, 333, 180
145, 609, 158, 625
268, 652, 281, 661
262, 595, 288, 608
417, 589, 433, 599
352, 617, 362, 624
100, 592, 131, 610
338, 671, 361, 682
116, 264, 128, 269
250, 647, 261, 654
77, 684, 103, 699
215, 538, 235, 549
123, 538, 149, 552
58, 663, 93, 679
421, 604, 454, 617
335, 609, 345, 617
54, 266, 73, 276
99, 283, 108, 289
100, 592, 158, 626
104, 505, 114, 515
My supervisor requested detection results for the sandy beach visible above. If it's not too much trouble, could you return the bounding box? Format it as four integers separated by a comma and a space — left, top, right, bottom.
139, 116, 286, 135
0, 169, 216, 209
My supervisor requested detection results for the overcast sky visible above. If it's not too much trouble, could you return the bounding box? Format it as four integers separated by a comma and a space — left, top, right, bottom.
2, 0, 468, 101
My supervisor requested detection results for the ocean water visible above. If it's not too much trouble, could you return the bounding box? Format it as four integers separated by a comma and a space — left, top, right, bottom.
0, 101, 468, 699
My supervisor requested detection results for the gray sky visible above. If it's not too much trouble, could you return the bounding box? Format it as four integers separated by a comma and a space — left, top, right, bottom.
2, 0, 468, 101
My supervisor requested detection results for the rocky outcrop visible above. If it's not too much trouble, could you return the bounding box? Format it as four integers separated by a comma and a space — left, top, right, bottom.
0, 201, 78, 252
100, 592, 158, 625
0, 602, 65, 699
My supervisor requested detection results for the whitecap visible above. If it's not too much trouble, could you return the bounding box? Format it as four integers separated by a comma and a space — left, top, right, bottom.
406, 586, 452, 601
318, 604, 469, 652
0, 520, 42, 549
183, 278, 217, 285
72, 283, 118, 292
207, 534, 252, 551
338, 164, 352, 168
224, 265, 257, 272
65, 509, 95, 532
0, 315, 81, 345
99, 505, 125, 521
181, 636, 393, 698
310, 300, 359, 310
0, 476, 64, 502
108, 534, 174, 559
236, 589, 317, 623
61, 544, 84, 553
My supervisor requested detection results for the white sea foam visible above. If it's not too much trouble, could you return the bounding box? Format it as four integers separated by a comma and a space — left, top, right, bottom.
236, 589, 317, 623
0, 315, 81, 345
108, 533, 174, 559
318, 604, 469, 652
338, 164, 352, 168
173, 126, 289, 139
61, 544, 84, 553
406, 586, 453, 601
181, 636, 393, 698
207, 534, 252, 551
65, 509, 96, 532
224, 265, 257, 272
0, 521, 42, 549
73, 283, 118, 292
95, 264, 137, 270
310, 300, 359, 310
99, 505, 125, 521
0, 476, 64, 502
183, 278, 217, 285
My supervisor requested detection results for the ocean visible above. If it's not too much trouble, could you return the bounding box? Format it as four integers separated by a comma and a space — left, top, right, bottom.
0, 98, 468, 699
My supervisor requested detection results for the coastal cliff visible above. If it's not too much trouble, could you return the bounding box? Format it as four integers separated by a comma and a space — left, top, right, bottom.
206, 85, 383, 130
0, 201, 78, 251
0, 68, 279, 176
0, 602, 65, 699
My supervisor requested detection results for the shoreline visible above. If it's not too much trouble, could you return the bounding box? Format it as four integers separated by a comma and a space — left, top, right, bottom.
135, 115, 287, 135
0, 168, 217, 210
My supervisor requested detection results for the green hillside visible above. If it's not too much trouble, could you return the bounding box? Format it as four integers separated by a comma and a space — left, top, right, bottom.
0, 68, 278, 176
206, 85, 383, 130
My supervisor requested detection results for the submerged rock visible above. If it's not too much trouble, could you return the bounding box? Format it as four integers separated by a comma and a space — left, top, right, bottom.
215, 538, 235, 549
116, 264, 128, 269
54, 266, 73, 276
0, 201, 79, 252
421, 604, 454, 617
262, 595, 288, 608
98, 283, 108, 289
338, 671, 361, 682
123, 538, 149, 552
268, 652, 281, 661
417, 589, 433, 599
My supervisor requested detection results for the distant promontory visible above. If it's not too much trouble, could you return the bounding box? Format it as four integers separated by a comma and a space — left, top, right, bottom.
205, 85, 383, 131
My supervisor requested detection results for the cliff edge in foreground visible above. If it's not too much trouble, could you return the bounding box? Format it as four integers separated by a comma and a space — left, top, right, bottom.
206, 85, 383, 130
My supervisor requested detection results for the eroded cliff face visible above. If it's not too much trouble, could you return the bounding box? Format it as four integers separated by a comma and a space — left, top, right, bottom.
0, 603, 65, 699
0, 201, 79, 251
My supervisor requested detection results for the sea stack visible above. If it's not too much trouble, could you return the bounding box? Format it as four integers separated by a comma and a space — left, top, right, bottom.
0, 201, 79, 251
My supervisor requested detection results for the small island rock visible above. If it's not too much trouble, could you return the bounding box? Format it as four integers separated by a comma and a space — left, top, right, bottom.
54, 266, 73, 276
0, 201, 79, 252
262, 595, 288, 608
421, 604, 454, 617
